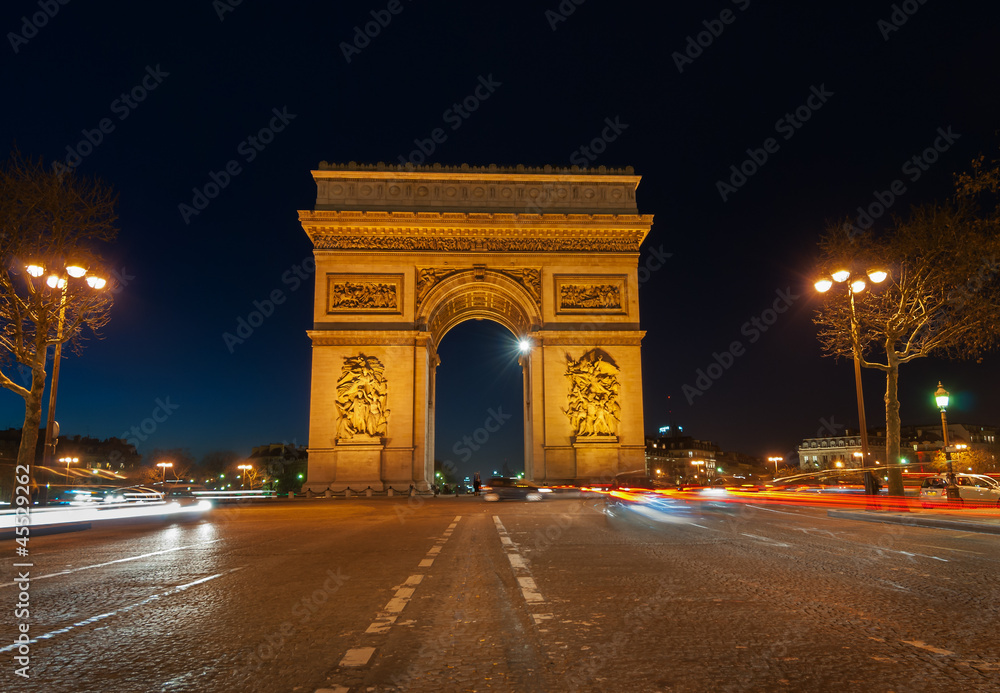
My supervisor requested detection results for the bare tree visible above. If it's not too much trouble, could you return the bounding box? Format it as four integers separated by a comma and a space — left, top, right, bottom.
814, 159, 1000, 496
0, 149, 117, 493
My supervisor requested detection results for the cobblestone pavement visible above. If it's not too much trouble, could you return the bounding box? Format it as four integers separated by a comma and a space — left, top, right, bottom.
3, 497, 1000, 692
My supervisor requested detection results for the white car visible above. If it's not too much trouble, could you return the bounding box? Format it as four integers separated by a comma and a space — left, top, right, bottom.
919, 474, 1000, 506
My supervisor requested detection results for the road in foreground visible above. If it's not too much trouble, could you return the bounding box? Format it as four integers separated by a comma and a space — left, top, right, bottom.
3, 497, 999, 692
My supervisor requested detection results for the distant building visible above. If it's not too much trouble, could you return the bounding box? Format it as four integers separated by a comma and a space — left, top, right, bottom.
645, 428, 761, 483
797, 423, 997, 472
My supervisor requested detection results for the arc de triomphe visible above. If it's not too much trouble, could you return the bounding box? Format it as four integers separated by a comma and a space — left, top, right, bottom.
301, 162, 653, 492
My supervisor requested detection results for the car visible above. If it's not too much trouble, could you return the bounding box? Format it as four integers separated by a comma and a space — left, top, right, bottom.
102, 485, 165, 504
919, 473, 1000, 507
152, 482, 208, 505
481, 477, 549, 502
603, 471, 695, 525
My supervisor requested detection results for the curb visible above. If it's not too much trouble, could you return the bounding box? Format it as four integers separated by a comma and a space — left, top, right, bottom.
827, 509, 1000, 535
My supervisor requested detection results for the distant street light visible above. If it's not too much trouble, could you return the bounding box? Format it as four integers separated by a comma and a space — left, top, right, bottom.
814, 265, 887, 495
28, 259, 108, 480
767, 456, 783, 476
238, 464, 252, 489
156, 461, 173, 483
935, 381, 960, 500
59, 456, 79, 484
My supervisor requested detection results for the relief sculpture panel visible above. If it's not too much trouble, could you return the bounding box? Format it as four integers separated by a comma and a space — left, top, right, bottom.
555, 275, 627, 314
563, 349, 621, 437
327, 274, 402, 313
336, 354, 389, 439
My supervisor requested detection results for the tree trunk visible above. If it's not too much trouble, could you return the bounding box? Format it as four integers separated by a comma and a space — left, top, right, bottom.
884, 358, 904, 496
14, 365, 46, 498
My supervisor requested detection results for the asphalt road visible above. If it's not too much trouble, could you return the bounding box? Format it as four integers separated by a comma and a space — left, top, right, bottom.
3, 496, 1000, 692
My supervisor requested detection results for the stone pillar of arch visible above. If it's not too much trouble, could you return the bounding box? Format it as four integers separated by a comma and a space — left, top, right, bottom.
300, 162, 654, 492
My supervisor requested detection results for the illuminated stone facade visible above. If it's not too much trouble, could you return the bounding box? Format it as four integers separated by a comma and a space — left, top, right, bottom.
302, 162, 653, 491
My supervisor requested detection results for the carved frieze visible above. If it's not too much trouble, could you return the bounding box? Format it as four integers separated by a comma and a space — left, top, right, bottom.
327, 274, 402, 313
335, 354, 389, 440
311, 234, 640, 253
563, 349, 621, 437
555, 275, 628, 315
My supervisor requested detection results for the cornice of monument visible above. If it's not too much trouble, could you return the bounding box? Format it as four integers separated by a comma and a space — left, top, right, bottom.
310, 162, 645, 215
298, 210, 652, 252
316, 160, 636, 177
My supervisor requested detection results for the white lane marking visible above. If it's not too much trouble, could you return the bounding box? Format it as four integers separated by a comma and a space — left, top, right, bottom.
532, 613, 553, 624
0, 566, 245, 653
508, 554, 527, 570
500, 535, 514, 547
493, 516, 505, 531
902, 640, 955, 656
454, 515, 462, 522
340, 647, 376, 667
0, 539, 224, 588
427, 545, 442, 556
917, 545, 984, 555
518, 577, 544, 603
418, 558, 434, 567
365, 615, 397, 634
385, 587, 416, 612
741, 533, 791, 548
366, 576, 425, 634
895, 550, 948, 562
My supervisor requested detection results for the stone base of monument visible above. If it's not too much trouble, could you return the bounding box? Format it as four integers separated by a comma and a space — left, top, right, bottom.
573, 434, 621, 480
328, 436, 385, 492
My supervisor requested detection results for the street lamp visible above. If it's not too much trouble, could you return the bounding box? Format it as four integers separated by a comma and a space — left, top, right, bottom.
238, 464, 252, 489
767, 456, 783, 477
814, 266, 887, 495
59, 456, 79, 484
27, 259, 108, 477
934, 381, 960, 499
156, 461, 173, 483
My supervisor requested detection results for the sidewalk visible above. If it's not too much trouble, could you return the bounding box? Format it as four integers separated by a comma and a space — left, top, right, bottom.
828, 508, 1000, 535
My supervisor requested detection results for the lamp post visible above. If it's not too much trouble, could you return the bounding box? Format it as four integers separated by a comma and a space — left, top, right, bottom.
815, 266, 887, 496
156, 461, 173, 483
25, 260, 108, 477
60, 456, 78, 484
238, 464, 252, 489
934, 382, 960, 499
767, 456, 783, 477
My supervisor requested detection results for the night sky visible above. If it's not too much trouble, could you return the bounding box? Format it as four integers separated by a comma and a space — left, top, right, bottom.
3, 1, 999, 479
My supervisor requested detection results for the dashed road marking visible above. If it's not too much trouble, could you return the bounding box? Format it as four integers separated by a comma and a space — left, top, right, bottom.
902, 640, 955, 656
494, 516, 548, 608
336, 516, 462, 678
518, 576, 544, 603
339, 647, 376, 667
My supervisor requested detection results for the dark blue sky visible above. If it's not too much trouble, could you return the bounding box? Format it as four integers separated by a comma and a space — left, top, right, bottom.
2, 0, 999, 474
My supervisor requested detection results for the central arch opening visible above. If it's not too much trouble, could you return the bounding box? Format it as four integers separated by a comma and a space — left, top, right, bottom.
433, 319, 526, 491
